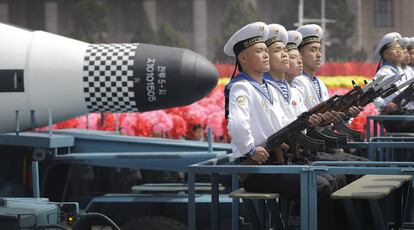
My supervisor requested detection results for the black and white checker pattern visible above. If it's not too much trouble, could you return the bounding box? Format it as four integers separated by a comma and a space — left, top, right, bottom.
82, 43, 138, 112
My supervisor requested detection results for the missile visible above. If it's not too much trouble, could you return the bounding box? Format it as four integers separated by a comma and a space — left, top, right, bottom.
0, 23, 218, 133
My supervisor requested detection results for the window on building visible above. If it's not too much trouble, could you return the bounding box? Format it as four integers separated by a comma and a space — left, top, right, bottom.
374, 0, 393, 27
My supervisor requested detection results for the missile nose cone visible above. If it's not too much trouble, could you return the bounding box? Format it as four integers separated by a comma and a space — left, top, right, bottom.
131, 44, 218, 112
194, 53, 219, 98
180, 50, 218, 104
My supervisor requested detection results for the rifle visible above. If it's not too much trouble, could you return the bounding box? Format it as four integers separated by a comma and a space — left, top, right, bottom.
331, 74, 405, 140
391, 79, 414, 108
356, 73, 406, 107
266, 83, 364, 152
306, 82, 364, 143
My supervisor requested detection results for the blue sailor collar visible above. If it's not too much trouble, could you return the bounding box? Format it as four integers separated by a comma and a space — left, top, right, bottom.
303, 71, 322, 101
264, 72, 291, 103
382, 60, 403, 75
303, 71, 318, 81
225, 72, 273, 104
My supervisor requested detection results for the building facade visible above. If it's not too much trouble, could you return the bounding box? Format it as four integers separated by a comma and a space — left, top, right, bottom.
0, 0, 412, 62
350, 0, 414, 61
0, 0, 283, 61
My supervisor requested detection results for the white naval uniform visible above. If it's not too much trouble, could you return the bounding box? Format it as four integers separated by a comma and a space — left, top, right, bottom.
291, 74, 332, 136
372, 64, 414, 111
403, 66, 414, 80
291, 74, 329, 110
267, 79, 308, 120
401, 66, 414, 110
267, 79, 311, 142
228, 79, 290, 158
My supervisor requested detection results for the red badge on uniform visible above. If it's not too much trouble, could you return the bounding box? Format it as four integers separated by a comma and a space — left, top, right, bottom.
291, 101, 297, 106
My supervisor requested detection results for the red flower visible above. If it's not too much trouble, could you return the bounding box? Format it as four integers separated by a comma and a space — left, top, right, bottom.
169, 115, 187, 139
56, 118, 79, 129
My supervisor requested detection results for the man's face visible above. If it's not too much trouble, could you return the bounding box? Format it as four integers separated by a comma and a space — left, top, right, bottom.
268, 41, 289, 73
286, 49, 303, 77
239, 42, 270, 73
193, 128, 204, 141
402, 49, 410, 66
409, 48, 414, 65
299, 42, 322, 73
383, 43, 403, 65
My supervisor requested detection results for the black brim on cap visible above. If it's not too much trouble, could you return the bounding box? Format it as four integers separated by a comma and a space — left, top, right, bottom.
265, 37, 283, 47
233, 36, 264, 56
286, 43, 298, 51
298, 36, 320, 49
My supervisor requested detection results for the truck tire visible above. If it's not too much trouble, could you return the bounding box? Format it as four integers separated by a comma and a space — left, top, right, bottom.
121, 216, 186, 230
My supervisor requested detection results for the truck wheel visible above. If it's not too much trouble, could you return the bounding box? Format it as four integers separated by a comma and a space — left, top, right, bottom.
121, 216, 186, 230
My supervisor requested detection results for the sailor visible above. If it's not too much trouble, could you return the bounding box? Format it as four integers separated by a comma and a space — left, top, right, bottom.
224, 22, 286, 163
263, 24, 312, 122
292, 24, 330, 109
408, 37, 414, 71
293, 24, 365, 163
285, 30, 305, 83
263, 24, 324, 161
291, 24, 359, 116
373, 32, 403, 112
400, 37, 414, 80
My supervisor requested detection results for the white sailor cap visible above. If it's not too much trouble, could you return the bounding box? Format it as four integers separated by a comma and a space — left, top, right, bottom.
286, 30, 303, 51
399, 37, 412, 49
224, 22, 269, 57
409, 37, 414, 50
264, 24, 288, 47
374, 32, 402, 58
296, 24, 323, 49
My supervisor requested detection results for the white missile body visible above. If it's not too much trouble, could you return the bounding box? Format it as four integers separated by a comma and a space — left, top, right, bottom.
0, 23, 218, 133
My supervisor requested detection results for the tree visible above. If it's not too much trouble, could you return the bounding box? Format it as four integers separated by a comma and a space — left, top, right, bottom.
129, 2, 159, 44
156, 21, 189, 48
275, 0, 301, 29
215, 0, 259, 62
273, 0, 363, 61
130, 20, 158, 45
71, 0, 107, 43
301, 0, 361, 61
325, 0, 356, 60
349, 48, 367, 61
128, 4, 188, 49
